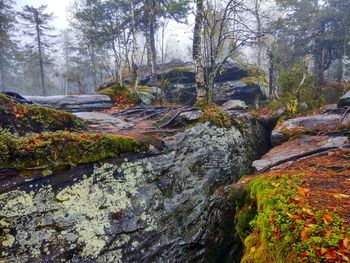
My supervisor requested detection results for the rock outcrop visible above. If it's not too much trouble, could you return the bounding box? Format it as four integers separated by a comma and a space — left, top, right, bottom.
271, 109, 350, 146
0, 119, 268, 262
130, 63, 268, 107
24, 95, 113, 112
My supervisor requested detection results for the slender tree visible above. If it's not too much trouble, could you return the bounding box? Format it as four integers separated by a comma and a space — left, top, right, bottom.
19, 5, 55, 95
0, 0, 16, 90
193, 0, 206, 101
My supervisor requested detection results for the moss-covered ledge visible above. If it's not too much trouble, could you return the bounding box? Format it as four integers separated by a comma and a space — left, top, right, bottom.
0, 131, 149, 175
196, 101, 232, 128
0, 93, 85, 134
231, 152, 350, 263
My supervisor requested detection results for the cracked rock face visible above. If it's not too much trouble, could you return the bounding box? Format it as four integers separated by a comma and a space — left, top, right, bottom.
0, 122, 268, 263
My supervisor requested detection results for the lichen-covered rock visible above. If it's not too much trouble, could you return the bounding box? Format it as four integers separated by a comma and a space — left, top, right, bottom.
0, 120, 268, 262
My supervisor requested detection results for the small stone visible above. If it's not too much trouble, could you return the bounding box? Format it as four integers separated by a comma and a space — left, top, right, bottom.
179, 110, 202, 121
222, 100, 248, 111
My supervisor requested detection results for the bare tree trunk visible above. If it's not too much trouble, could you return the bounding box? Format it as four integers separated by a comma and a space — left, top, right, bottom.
256, 0, 263, 67
193, 0, 206, 102
88, 39, 97, 93
0, 56, 5, 91
160, 21, 168, 65
63, 34, 69, 95
267, 48, 275, 98
314, 45, 326, 87
145, 0, 157, 81
341, 25, 347, 83
34, 9, 46, 96
131, 0, 138, 86
117, 37, 124, 86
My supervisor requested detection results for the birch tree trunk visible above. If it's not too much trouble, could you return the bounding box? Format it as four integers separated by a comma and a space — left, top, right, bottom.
130, 0, 139, 87
193, 0, 206, 102
145, 0, 157, 81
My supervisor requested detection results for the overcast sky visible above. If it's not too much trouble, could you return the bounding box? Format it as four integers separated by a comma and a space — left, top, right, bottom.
14, 0, 194, 61
15, 0, 71, 29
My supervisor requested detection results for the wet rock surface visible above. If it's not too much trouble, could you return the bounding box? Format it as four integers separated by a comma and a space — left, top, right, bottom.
24, 95, 113, 112
253, 135, 349, 172
271, 109, 350, 146
0, 120, 268, 263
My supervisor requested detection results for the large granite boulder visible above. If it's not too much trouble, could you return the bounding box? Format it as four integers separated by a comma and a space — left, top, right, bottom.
0, 120, 268, 262
24, 95, 113, 112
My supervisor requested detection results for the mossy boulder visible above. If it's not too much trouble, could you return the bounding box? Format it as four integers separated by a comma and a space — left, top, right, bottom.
0, 93, 84, 135
0, 131, 149, 173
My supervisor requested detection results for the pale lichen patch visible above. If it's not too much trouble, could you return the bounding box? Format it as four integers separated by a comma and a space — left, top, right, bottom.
1, 234, 15, 247
0, 160, 158, 261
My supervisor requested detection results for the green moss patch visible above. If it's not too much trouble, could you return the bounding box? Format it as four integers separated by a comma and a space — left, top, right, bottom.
234, 171, 350, 263
196, 101, 232, 128
0, 131, 148, 173
98, 84, 138, 103
0, 94, 84, 135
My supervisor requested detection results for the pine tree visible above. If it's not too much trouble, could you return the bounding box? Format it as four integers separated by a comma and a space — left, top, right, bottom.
19, 5, 56, 96
0, 0, 16, 90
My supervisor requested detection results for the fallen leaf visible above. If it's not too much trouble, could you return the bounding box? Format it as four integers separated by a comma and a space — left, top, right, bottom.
302, 208, 315, 217
299, 187, 310, 196
334, 193, 350, 199
301, 228, 309, 240
290, 197, 302, 206
287, 213, 303, 220
320, 247, 327, 255
271, 182, 280, 187
304, 217, 316, 226
299, 252, 309, 259
339, 239, 350, 255
323, 213, 333, 225
325, 248, 338, 261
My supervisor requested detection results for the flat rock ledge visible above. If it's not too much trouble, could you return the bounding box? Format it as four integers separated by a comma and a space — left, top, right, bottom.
24, 95, 113, 112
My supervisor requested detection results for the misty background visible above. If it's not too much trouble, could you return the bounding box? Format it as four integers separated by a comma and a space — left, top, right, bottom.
1, 0, 349, 97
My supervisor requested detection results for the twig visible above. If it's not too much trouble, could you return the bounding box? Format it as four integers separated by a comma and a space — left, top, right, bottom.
339, 106, 350, 125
